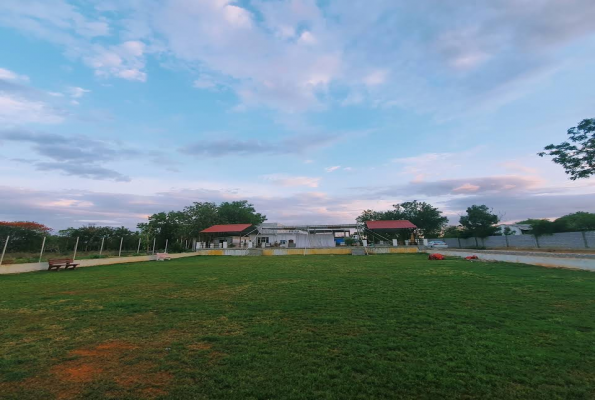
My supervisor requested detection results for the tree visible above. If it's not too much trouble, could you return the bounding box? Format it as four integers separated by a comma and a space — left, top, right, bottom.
442, 225, 464, 238
0, 221, 52, 252
459, 205, 500, 238
356, 210, 383, 223
502, 226, 516, 236
357, 200, 448, 238
182, 202, 220, 239
138, 200, 267, 247
554, 212, 595, 231
524, 219, 556, 237
539, 118, 595, 180
217, 201, 266, 225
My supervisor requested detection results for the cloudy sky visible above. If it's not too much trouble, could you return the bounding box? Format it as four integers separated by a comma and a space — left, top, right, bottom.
1, 0, 594, 231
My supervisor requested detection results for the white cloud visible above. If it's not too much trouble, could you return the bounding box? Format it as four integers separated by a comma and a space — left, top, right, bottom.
363, 69, 388, 86
298, 31, 317, 45
67, 86, 91, 98
193, 75, 218, 90
0, 67, 29, 82
261, 174, 321, 188
325, 165, 341, 173
85, 41, 148, 81
0, 95, 64, 124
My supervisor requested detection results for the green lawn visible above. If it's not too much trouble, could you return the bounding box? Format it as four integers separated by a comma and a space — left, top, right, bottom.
1, 254, 594, 399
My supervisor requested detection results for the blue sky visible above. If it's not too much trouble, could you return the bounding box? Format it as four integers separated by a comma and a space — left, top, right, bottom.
0, 0, 594, 230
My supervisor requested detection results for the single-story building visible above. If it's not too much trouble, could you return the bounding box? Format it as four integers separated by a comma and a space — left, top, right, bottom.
199, 223, 355, 249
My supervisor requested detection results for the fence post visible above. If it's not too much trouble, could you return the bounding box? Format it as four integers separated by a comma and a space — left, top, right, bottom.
137, 238, 142, 254
99, 237, 104, 256
73, 237, 79, 260
0, 236, 9, 266
581, 231, 589, 248
39, 236, 46, 263
152, 238, 156, 254
165, 239, 169, 253
504, 234, 509, 248
118, 237, 124, 257
457, 237, 461, 248
534, 235, 540, 249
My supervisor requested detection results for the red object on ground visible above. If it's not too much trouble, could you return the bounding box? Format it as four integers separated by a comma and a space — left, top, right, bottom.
465, 255, 479, 260
428, 253, 444, 260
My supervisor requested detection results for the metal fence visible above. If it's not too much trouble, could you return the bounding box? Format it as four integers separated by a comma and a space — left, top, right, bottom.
0, 235, 195, 265
428, 231, 595, 250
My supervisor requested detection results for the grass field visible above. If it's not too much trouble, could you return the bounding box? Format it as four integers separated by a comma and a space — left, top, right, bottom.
1, 254, 594, 399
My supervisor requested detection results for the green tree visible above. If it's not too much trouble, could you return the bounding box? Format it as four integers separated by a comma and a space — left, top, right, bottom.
356, 210, 383, 223
525, 219, 556, 237
502, 226, 516, 236
459, 205, 500, 239
539, 118, 595, 180
357, 200, 448, 239
0, 221, 51, 252
441, 225, 464, 238
218, 201, 266, 225
554, 212, 595, 231
182, 202, 220, 238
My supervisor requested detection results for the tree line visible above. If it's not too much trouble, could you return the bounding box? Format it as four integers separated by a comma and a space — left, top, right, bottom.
3, 199, 594, 254
0, 200, 266, 255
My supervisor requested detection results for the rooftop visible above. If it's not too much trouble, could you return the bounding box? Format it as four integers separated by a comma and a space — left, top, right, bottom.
365, 220, 417, 230
200, 224, 255, 234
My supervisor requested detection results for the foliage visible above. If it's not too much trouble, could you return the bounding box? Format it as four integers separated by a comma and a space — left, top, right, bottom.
502, 226, 516, 236
0, 221, 52, 234
358, 200, 448, 239
2, 255, 595, 399
525, 219, 556, 237
555, 212, 595, 232
218, 200, 266, 225
441, 225, 465, 238
344, 237, 357, 246
517, 212, 595, 235
138, 200, 266, 247
459, 205, 500, 238
539, 118, 595, 180
0, 221, 52, 252
58, 225, 139, 252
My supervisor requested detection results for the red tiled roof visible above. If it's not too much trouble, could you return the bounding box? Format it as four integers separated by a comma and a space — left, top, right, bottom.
365, 220, 417, 230
201, 224, 254, 234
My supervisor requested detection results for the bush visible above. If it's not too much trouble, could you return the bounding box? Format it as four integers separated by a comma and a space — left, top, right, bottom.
344, 238, 356, 246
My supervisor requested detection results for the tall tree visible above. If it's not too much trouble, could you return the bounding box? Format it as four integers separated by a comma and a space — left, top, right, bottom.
442, 225, 464, 238
218, 201, 266, 225
539, 118, 595, 180
357, 200, 448, 238
554, 212, 595, 232
0, 221, 52, 252
182, 202, 220, 238
459, 205, 500, 238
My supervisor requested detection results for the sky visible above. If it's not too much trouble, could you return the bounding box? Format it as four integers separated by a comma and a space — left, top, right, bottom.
0, 0, 594, 231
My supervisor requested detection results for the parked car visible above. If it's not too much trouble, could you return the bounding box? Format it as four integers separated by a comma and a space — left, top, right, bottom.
428, 240, 448, 249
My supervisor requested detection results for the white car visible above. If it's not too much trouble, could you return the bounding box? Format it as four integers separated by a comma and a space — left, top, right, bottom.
428, 240, 448, 249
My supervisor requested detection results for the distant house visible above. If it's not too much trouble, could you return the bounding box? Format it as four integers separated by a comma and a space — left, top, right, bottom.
496, 224, 532, 235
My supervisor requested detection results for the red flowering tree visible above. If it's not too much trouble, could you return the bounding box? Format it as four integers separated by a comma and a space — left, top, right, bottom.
0, 221, 52, 252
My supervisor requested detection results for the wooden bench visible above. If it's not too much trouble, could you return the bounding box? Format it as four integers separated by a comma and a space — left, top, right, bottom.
48, 258, 79, 271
